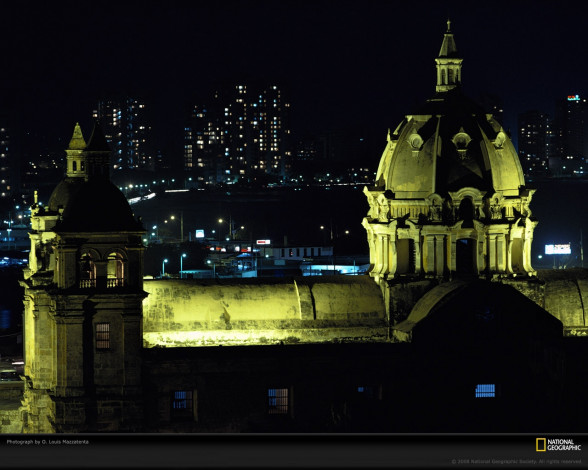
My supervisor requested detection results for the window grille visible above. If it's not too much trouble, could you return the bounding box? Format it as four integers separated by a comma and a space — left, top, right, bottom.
268, 388, 288, 414
95, 323, 110, 350
475, 384, 495, 398
171, 390, 194, 420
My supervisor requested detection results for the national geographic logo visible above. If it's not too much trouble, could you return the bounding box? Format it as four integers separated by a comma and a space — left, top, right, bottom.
537, 438, 582, 452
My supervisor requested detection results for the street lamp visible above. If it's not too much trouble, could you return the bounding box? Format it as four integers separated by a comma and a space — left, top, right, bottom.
180, 253, 187, 278
217, 218, 224, 244
218, 216, 234, 240
319, 221, 334, 242
168, 213, 184, 242
162, 258, 168, 277
207, 259, 216, 278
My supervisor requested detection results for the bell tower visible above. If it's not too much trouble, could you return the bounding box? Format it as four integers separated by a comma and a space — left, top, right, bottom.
21, 123, 146, 433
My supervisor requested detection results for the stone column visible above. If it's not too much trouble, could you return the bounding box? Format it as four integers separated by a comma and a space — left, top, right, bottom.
497, 234, 506, 272
488, 234, 497, 272
448, 234, 456, 273
435, 235, 445, 276
425, 235, 436, 274
414, 234, 422, 274
477, 237, 485, 274
95, 260, 108, 289
366, 228, 376, 272
386, 233, 397, 279
506, 236, 514, 274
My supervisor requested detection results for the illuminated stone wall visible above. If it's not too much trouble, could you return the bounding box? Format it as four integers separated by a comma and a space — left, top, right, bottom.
142, 276, 388, 347
509, 269, 588, 337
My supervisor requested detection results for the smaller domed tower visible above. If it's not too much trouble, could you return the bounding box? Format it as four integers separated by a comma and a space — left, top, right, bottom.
21, 123, 146, 433
362, 23, 537, 286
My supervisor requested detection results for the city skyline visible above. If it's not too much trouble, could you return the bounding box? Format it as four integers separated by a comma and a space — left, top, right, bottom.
1, 0, 586, 164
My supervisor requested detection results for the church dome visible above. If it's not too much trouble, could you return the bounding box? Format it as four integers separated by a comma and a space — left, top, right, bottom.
47, 178, 86, 213
362, 22, 537, 281
45, 123, 143, 233
55, 178, 143, 232
376, 88, 524, 198
375, 26, 525, 198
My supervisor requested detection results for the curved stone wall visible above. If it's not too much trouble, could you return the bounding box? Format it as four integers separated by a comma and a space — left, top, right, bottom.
142, 275, 388, 347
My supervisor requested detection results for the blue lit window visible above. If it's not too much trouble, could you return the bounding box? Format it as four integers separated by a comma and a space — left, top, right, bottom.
357, 386, 375, 398
171, 390, 195, 421
475, 384, 495, 398
172, 391, 191, 409
268, 388, 288, 414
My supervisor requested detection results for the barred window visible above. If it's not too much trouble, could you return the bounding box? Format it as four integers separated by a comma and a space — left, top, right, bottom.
95, 323, 110, 350
171, 390, 195, 420
475, 383, 495, 398
357, 386, 375, 398
268, 388, 288, 414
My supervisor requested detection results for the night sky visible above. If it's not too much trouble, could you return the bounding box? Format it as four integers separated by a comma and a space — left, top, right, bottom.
2, 0, 586, 161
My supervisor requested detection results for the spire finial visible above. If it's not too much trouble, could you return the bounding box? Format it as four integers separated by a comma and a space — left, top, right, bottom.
68, 122, 86, 151
446, 19, 451, 32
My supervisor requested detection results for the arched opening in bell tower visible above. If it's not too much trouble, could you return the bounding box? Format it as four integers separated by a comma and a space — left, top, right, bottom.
80, 253, 96, 288
396, 238, 415, 274
107, 252, 126, 288
456, 238, 477, 276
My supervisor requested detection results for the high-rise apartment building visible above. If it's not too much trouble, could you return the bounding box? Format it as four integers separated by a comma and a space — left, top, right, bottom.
551, 94, 588, 176
184, 84, 291, 185
93, 97, 152, 170
0, 127, 12, 198
184, 96, 225, 183
517, 110, 550, 176
553, 95, 588, 158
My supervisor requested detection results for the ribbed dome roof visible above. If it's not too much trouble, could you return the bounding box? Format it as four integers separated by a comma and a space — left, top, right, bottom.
54, 178, 143, 232
375, 27, 525, 198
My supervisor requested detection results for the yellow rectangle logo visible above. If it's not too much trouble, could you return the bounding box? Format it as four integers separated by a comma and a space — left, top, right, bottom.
536, 438, 546, 452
